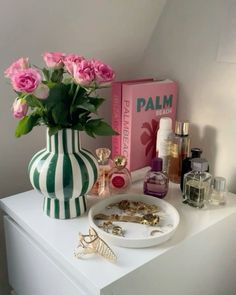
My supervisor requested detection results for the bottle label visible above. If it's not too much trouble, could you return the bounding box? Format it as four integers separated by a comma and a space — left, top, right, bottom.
111, 176, 125, 188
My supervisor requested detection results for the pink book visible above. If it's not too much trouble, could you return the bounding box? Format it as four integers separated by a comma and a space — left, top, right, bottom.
111, 79, 153, 159
121, 79, 177, 171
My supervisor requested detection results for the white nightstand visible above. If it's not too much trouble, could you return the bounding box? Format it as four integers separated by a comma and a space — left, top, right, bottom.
1, 182, 236, 295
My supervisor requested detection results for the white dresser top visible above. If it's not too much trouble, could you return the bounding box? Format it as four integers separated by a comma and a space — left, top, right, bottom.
1, 183, 236, 295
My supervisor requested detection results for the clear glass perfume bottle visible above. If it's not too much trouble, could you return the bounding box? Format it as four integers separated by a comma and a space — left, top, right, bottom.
180, 148, 203, 192
209, 176, 227, 206
143, 157, 169, 198
90, 148, 111, 197
108, 155, 132, 194
168, 121, 190, 184
183, 158, 212, 208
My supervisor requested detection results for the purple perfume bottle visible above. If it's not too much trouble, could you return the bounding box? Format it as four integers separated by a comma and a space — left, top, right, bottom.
143, 158, 169, 198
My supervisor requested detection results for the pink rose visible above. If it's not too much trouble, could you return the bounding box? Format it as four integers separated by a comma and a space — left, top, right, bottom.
43, 52, 65, 69
12, 98, 28, 119
93, 60, 115, 84
73, 60, 95, 86
4, 57, 29, 78
63, 54, 85, 75
33, 83, 50, 99
11, 68, 42, 93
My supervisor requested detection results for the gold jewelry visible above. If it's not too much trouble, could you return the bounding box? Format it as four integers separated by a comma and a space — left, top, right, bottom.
74, 227, 117, 262
106, 200, 158, 214
150, 229, 163, 236
112, 225, 124, 236
94, 213, 159, 226
99, 222, 125, 237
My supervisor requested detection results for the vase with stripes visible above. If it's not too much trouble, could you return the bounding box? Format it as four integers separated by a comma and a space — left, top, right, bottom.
28, 129, 98, 219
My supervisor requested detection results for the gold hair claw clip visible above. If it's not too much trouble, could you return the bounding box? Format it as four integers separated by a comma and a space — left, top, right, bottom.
74, 227, 117, 262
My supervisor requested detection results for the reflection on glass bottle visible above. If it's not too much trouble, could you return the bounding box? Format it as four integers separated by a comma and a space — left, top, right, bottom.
183, 158, 212, 208
168, 121, 190, 184
108, 155, 132, 194
90, 148, 111, 197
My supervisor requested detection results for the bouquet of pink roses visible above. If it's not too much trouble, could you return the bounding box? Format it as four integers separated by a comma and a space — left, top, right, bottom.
4, 52, 116, 137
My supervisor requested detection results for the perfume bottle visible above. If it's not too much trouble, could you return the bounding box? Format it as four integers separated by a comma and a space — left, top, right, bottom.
183, 158, 212, 208
209, 177, 227, 206
143, 158, 169, 198
180, 148, 202, 191
90, 148, 111, 197
108, 155, 132, 194
156, 117, 173, 172
168, 121, 190, 183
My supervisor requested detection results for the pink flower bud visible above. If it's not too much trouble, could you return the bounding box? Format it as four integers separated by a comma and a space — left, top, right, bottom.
4, 57, 29, 78
63, 54, 85, 75
12, 98, 28, 119
43, 52, 65, 69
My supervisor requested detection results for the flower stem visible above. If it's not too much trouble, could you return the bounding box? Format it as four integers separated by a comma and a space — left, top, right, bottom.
70, 84, 80, 117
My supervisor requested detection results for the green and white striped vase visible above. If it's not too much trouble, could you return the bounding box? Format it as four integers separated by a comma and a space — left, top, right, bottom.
28, 129, 98, 219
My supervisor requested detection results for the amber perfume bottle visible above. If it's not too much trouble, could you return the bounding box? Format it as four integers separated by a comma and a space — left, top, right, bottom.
167, 121, 190, 183
90, 148, 111, 197
108, 155, 132, 194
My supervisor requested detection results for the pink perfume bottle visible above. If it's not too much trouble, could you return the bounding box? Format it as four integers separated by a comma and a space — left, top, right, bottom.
143, 158, 169, 198
108, 155, 132, 194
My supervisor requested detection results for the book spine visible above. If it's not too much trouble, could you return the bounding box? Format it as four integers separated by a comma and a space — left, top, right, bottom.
111, 82, 122, 159
121, 86, 132, 170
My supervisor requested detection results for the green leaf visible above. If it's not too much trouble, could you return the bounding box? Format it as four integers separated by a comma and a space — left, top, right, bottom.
48, 126, 60, 136
77, 102, 96, 113
72, 122, 84, 131
88, 97, 105, 111
51, 69, 64, 83
42, 68, 50, 81
85, 119, 118, 136
15, 113, 40, 137
85, 128, 95, 138
51, 103, 68, 125
24, 95, 42, 108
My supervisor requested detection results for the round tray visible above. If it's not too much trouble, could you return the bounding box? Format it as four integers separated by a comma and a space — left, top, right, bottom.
88, 194, 180, 248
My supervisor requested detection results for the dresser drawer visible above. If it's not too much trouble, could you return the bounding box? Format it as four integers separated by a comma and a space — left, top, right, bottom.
4, 216, 86, 295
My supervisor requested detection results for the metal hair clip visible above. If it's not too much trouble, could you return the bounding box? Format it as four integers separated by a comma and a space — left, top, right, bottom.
74, 227, 117, 262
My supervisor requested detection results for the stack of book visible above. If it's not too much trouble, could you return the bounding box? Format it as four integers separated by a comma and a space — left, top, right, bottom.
111, 79, 177, 171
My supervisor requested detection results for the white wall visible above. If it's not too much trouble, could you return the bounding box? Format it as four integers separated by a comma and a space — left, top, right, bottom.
136, 0, 236, 194
0, 1, 166, 294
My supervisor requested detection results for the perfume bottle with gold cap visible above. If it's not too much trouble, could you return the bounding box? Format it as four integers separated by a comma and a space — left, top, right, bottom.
108, 155, 132, 194
167, 121, 190, 183
90, 148, 111, 197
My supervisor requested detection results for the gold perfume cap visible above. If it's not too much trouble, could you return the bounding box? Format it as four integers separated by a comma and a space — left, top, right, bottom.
114, 155, 127, 169
175, 121, 189, 136
96, 148, 111, 162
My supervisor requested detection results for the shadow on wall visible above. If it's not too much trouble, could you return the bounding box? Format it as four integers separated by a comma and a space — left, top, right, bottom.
191, 124, 217, 174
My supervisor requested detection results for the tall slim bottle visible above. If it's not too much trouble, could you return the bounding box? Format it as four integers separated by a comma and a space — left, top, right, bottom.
167, 121, 190, 183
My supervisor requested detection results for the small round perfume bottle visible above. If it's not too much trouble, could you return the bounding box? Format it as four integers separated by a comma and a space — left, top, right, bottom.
108, 155, 132, 194
143, 158, 169, 198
